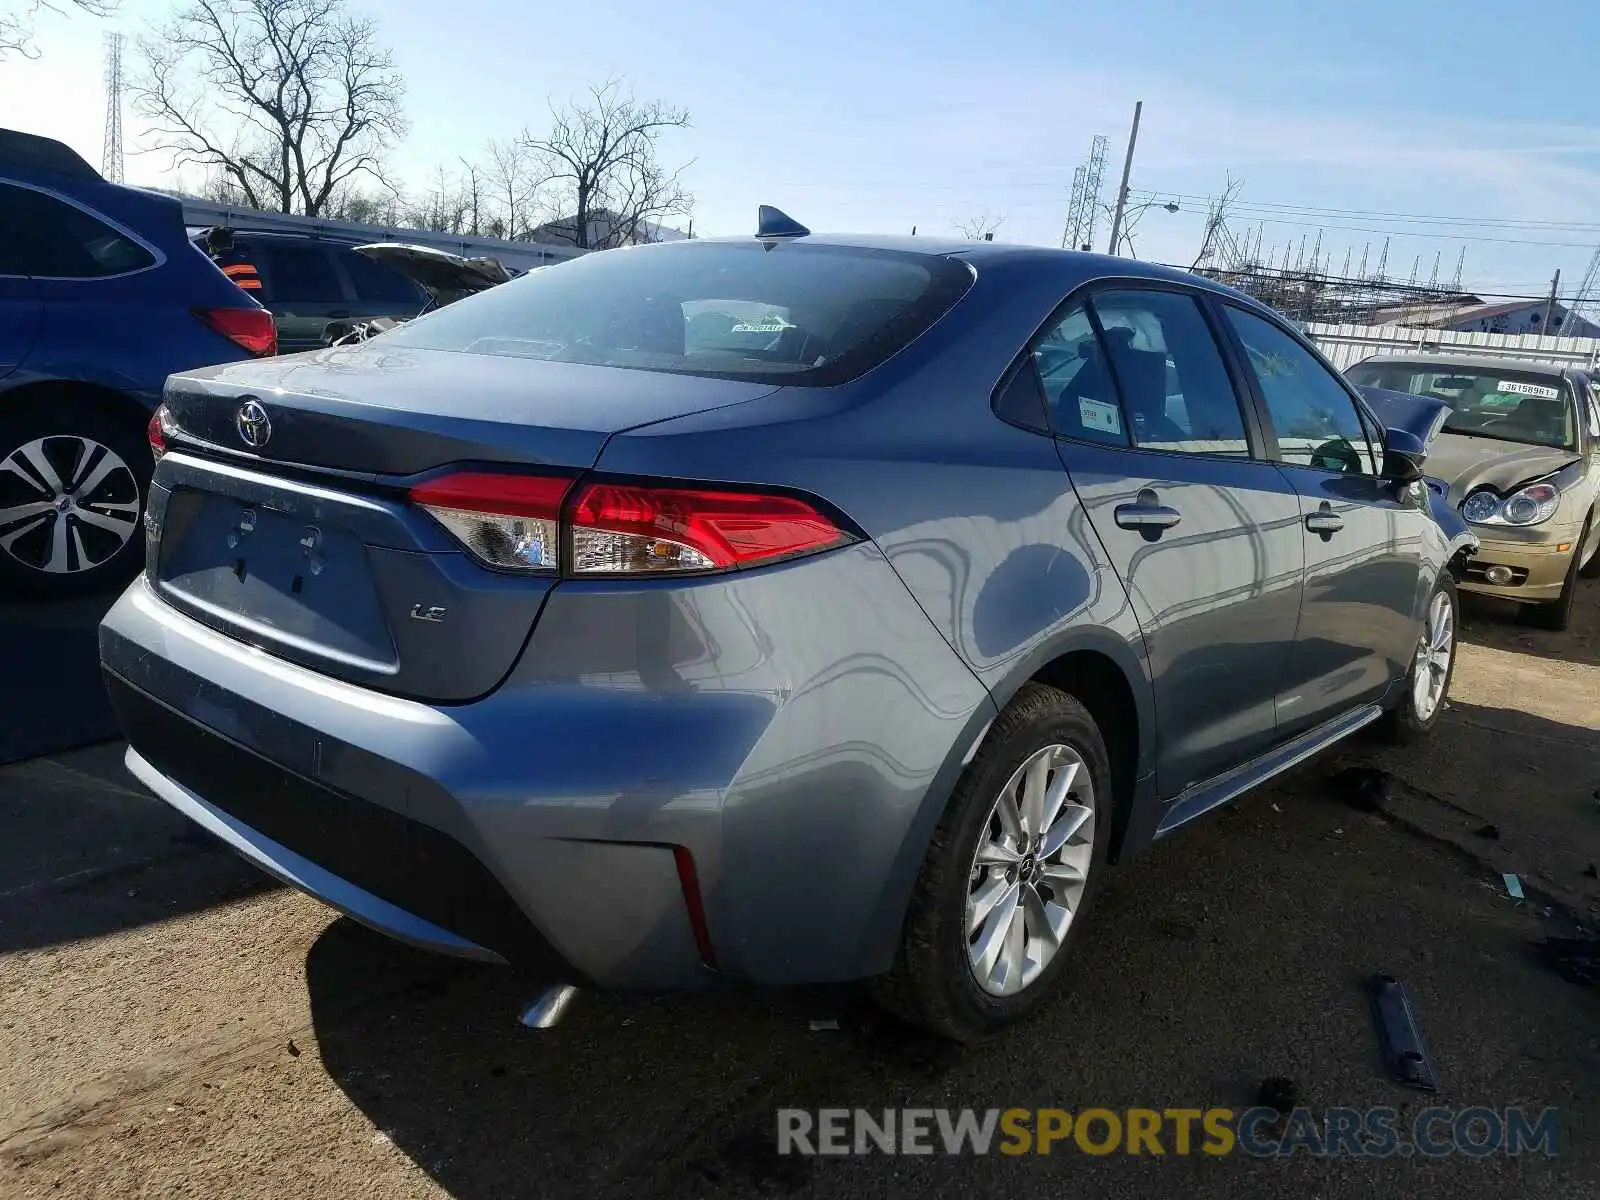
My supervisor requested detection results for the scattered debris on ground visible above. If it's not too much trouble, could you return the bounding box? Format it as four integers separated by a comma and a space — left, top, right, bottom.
1504, 874, 1526, 900
1371, 974, 1440, 1092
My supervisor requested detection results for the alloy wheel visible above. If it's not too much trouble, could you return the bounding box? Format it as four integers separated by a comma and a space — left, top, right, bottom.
0, 435, 141, 575
965, 743, 1096, 997
1411, 590, 1454, 722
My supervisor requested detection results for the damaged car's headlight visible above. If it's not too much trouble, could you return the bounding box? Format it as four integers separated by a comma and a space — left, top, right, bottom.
1460, 482, 1561, 527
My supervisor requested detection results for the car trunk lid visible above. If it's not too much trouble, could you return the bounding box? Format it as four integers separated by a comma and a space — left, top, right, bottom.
151, 348, 781, 701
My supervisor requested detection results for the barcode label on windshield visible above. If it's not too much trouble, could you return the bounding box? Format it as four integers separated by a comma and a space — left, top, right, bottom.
1497, 380, 1560, 399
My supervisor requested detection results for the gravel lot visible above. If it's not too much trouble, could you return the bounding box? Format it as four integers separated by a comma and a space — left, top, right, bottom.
2, 585, 1598, 1199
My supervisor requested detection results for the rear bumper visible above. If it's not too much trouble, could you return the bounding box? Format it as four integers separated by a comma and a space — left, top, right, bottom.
100, 543, 994, 989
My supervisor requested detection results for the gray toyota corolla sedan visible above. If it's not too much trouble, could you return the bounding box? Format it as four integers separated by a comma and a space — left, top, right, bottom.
101, 210, 1476, 1042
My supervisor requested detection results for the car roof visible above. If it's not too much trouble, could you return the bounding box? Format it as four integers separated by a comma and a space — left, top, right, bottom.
650, 233, 1252, 299
1350, 353, 1580, 380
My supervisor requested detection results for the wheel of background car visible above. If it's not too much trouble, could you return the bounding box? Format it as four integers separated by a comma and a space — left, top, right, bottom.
868, 683, 1113, 1042
1578, 513, 1600, 580
1377, 574, 1458, 744
1523, 538, 1584, 632
0, 398, 149, 599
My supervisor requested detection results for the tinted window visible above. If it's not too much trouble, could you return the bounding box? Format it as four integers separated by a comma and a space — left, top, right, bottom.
1091, 290, 1251, 456
340, 249, 425, 306
0, 183, 156, 277
383, 241, 974, 386
1032, 302, 1127, 447
1345, 361, 1577, 451
259, 243, 342, 304
1226, 307, 1378, 474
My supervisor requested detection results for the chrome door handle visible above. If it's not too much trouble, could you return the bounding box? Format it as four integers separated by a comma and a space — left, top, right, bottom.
1305, 501, 1344, 538
1114, 490, 1182, 540
1115, 505, 1182, 530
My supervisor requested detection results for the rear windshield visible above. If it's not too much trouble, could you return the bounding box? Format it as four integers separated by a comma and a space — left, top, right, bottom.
1345, 361, 1578, 451
381, 241, 974, 385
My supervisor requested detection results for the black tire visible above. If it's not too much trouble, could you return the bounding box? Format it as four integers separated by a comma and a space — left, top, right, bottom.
1377, 573, 1459, 744
1577, 513, 1600, 581
0, 395, 150, 600
868, 683, 1114, 1043
1520, 543, 1581, 632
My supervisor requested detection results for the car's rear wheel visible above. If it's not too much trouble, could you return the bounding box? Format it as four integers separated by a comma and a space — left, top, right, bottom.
1520, 539, 1582, 632
0, 398, 149, 599
1378, 574, 1458, 743
869, 683, 1112, 1043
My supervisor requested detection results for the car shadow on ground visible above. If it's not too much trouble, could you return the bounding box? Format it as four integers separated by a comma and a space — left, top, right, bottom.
304, 756, 1600, 1200
1456, 587, 1600, 668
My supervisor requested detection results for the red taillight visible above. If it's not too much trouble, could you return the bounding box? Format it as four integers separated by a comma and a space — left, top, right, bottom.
194, 306, 277, 356
568, 481, 847, 574
147, 408, 167, 462
408, 470, 850, 576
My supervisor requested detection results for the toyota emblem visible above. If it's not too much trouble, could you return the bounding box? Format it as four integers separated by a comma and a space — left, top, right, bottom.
235, 399, 272, 449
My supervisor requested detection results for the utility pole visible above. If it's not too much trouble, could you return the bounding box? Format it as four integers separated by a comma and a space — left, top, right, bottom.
1106, 100, 1143, 257
1542, 269, 1561, 333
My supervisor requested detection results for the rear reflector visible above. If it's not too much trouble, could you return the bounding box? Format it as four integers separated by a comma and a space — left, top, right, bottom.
409, 471, 851, 576
194, 306, 277, 356
672, 845, 717, 969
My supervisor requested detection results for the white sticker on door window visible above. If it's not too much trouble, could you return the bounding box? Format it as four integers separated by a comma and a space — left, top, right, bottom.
1079, 397, 1124, 435
1497, 380, 1560, 399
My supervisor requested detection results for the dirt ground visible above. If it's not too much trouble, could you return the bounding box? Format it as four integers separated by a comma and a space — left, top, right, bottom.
2, 582, 1598, 1199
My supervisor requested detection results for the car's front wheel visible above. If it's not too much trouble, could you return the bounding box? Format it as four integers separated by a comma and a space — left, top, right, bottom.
0, 397, 149, 599
870, 683, 1112, 1043
1378, 574, 1458, 743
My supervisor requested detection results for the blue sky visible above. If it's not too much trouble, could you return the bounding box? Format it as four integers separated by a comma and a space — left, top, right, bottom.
6, 0, 1600, 300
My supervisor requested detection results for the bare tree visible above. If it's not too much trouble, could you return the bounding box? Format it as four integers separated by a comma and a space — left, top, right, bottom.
403, 162, 467, 232
484, 137, 541, 241
1, 0, 115, 61
522, 78, 691, 249
954, 212, 1004, 241
457, 157, 484, 237
132, 0, 405, 217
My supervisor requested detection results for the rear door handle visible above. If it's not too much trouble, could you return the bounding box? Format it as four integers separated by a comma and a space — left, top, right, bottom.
1114, 490, 1182, 539
1305, 501, 1344, 538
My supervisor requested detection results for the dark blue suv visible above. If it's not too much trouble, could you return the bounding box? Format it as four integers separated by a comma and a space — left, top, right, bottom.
0, 128, 276, 598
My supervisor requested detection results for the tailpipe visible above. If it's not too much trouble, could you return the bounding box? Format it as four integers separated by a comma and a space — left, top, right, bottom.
519, 984, 581, 1029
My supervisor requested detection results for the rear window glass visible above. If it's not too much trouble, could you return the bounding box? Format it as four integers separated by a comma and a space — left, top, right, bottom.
381, 241, 974, 385
340, 249, 425, 306
259, 242, 342, 304
1345, 361, 1577, 450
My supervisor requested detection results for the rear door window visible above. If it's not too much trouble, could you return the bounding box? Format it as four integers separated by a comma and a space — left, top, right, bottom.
258, 243, 344, 304
340, 249, 425, 306
384, 241, 974, 386
0, 183, 156, 278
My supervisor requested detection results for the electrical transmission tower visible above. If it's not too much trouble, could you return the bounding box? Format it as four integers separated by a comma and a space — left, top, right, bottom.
102, 31, 125, 184
1060, 134, 1108, 251
1566, 247, 1600, 327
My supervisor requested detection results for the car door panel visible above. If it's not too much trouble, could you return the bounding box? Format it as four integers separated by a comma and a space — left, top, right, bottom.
1040, 287, 1306, 799
1060, 442, 1305, 794
1219, 304, 1427, 736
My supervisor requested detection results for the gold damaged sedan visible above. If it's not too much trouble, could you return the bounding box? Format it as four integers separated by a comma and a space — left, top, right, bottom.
1346, 354, 1600, 630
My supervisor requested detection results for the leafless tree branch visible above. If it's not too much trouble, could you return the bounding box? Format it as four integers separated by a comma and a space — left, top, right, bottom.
955, 211, 1005, 241
130, 0, 405, 216
0, 0, 115, 62
519, 77, 691, 249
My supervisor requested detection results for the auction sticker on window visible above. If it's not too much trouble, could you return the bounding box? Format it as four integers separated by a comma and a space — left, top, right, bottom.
1497, 380, 1560, 399
1079, 397, 1124, 436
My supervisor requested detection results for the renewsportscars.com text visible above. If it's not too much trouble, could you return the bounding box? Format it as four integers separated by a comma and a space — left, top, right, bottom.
776, 1106, 1559, 1158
